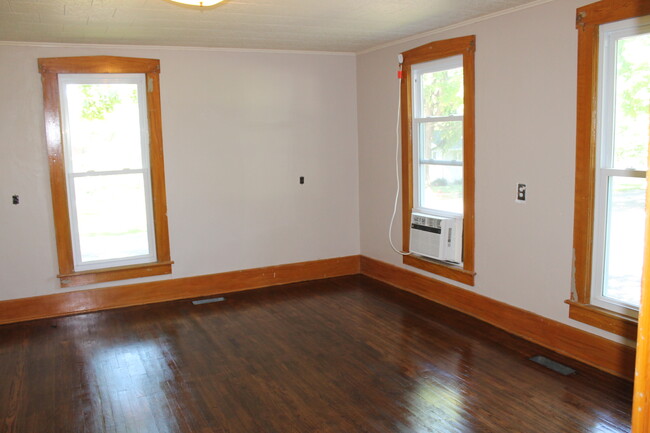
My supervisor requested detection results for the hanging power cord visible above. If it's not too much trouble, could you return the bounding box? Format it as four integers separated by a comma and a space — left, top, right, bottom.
389, 57, 411, 256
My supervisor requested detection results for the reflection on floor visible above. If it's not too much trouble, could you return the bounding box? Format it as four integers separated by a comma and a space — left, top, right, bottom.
0, 275, 632, 432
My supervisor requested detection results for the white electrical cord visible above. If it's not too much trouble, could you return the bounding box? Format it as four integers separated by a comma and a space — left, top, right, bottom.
389, 62, 411, 256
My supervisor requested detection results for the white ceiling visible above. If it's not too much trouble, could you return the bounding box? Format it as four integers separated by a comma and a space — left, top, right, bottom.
0, 0, 546, 53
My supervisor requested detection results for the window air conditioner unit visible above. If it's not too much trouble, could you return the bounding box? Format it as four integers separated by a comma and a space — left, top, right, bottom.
410, 211, 463, 264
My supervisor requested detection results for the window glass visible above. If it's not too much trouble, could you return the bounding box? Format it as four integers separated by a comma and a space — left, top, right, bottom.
602, 176, 646, 307
74, 174, 151, 263
419, 121, 463, 162
612, 33, 650, 170
419, 164, 463, 214
420, 67, 464, 117
64, 82, 144, 173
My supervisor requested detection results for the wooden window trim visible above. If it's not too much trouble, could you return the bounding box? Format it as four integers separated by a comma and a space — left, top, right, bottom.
38, 56, 172, 288
565, 300, 638, 341
400, 35, 476, 286
569, 0, 650, 336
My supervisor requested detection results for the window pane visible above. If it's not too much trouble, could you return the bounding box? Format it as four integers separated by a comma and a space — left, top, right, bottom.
65, 83, 144, 173
420, 121, 463, 162
420, 164, 463, 214
73, 174, 151, 263
420, 67, 464, 117
612, 32, 650, 170
602, 176, 646, 307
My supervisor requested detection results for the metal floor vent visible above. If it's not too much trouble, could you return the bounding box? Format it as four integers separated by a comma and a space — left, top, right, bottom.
529, 355, 576, 376
192, 297, 226, 305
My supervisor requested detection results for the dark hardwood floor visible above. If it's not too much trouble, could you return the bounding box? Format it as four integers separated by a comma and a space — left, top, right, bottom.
0, 275, 632, 432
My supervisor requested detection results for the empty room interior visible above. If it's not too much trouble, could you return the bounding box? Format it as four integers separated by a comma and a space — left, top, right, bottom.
1, 0, 650, 431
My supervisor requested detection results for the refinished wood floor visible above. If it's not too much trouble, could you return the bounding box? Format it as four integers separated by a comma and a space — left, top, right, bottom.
0, 275, 632, 432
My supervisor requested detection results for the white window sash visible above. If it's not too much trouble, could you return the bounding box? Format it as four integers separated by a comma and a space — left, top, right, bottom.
412, 56, 464, 217
590, 16, 650, 316
58, 73, 157, 272
413, 117, 464, 165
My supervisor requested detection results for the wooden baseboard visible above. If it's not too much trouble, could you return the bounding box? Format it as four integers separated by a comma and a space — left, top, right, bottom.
360, 255, 636, 380
1, 253, 634, 380
0, 255, 361, 325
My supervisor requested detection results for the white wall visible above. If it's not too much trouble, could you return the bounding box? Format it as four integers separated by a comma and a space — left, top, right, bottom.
356, 0, 628, 343
0, 44, 360, 301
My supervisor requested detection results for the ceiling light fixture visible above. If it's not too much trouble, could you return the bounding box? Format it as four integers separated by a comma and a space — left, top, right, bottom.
169, 0, 224, 6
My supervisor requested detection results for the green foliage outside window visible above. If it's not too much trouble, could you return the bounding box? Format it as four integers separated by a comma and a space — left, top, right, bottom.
80, 84, 121, 121
80, 85, 138, 121
615, 34, 650, 169
421, 67, 464, 195
421, 68, 464, 163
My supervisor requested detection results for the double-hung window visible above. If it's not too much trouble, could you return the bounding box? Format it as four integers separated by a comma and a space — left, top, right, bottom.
591, 16, 650, 317
400, 36, 476, 286
412, 55, 465, 217
59, 74, 157, 271
569, 0, 650, 338
39, 56, 172, 288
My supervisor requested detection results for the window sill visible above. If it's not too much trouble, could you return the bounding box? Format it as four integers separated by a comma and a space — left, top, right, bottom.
403, 254, 475, 286
565, 300, 637, 340
58, 261, 173, 288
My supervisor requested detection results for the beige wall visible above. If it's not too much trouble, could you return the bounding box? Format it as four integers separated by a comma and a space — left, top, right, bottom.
0, 44, 360, 300
356, 0, 629, 343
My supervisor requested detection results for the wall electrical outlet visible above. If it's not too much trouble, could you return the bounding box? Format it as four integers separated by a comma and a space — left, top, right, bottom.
516, 183, 527, 203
